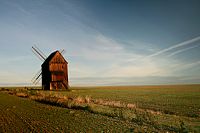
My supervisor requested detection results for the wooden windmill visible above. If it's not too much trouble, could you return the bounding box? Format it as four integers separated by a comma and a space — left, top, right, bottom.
32, 46, 69, 90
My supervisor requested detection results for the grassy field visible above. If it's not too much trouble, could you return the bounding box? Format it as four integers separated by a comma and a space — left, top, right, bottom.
0, 84, 200, 132
46, 85, 200, 117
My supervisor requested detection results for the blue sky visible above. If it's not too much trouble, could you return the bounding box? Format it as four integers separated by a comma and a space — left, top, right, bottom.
0, 0, 200, 86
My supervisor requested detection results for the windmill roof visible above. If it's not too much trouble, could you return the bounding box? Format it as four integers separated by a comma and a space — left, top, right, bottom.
42, 51, 67, 66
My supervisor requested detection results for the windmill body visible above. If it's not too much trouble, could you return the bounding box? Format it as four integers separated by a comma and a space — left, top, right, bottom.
42, 51, 69, 90
32, 46, 69, 90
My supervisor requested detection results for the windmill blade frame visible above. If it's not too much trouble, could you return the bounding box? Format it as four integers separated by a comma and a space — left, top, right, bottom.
32, 49, 45, 61
34, 45, 47, 59
34, 76, 42, 85
60, 49, 65, 54
32, 46, 46, 61
33, 72, 42, 85
31, 69, 42, 82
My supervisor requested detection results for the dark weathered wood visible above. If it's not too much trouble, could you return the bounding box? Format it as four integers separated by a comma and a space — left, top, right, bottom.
41, 51, 69, 90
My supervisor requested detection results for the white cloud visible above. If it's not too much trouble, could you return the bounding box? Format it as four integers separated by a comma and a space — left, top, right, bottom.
83, 34, 124, 58
69, 63, 97, 78
180, 60, 200, 70
98, 57, 167, 77
66, 33, 163, 78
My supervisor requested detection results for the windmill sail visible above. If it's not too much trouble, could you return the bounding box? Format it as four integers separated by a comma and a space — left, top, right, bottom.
34, 45, 47, 59
60, 49, 65, 54
32, 72, 42, 85
31, 69, 41, 82
31, 45, 47, 85
32, 46, 46, 61
33, 76, 41, 85
32, 50, 44, 61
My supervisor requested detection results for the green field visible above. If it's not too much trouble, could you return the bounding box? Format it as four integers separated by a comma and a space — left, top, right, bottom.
0, 85, 200, 132
0, 93, 141, 132
53, 85, 200, 117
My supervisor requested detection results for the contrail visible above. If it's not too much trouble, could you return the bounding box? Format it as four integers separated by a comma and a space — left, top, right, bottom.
147, 36, 200, 58
167, 44, 200, 57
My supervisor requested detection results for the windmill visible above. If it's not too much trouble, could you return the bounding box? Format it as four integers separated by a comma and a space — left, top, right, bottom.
32, 46, 69, 90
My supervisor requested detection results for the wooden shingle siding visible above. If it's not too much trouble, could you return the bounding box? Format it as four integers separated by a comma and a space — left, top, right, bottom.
42, 51, 69, 90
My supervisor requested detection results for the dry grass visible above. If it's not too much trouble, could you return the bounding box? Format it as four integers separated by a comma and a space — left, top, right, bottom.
127, 103, 136, 109
10, 90, 140, 121
12, 91, 159, 128
94, 99, 126, 108
74, 96, 85, 104
28, 91, 136, 110
15, 92, 28, 98
85, 95, 91, 103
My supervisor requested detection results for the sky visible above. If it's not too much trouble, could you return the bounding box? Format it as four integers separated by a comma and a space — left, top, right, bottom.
0, 0, 200, 86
